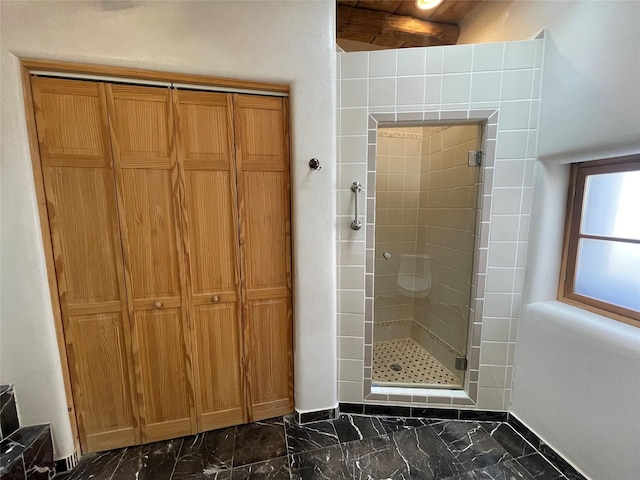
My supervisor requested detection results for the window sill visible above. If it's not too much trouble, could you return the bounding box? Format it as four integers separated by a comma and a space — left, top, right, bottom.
523, 300, 640, 337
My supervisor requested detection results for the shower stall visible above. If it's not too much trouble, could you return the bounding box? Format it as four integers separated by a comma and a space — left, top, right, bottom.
372, 124, 482, 389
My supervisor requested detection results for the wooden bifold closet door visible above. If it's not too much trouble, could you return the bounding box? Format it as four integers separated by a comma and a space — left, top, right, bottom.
107, 85, 196, 443
31, 77, 140, 452
233, 95, 293, 421
30, 76, 293, 453
173, 90, 246, 431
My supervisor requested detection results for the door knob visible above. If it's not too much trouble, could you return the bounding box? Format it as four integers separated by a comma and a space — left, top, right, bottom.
153, 301, 163, 308
211, 295, 220, 303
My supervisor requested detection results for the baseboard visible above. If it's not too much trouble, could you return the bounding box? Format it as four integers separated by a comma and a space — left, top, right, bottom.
338, 402, 508, 422
507, 414, 587, 480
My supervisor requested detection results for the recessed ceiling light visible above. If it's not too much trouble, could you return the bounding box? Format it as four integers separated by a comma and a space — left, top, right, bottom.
415, 0, 443, 10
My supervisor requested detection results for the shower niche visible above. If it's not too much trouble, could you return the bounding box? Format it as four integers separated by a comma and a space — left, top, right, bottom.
373, 123, 482, 389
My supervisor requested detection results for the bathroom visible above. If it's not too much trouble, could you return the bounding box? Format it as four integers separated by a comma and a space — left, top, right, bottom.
1, 2, 639, 480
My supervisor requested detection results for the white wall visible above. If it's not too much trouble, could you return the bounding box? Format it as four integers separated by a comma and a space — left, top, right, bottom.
0, 0, 337, 459
459, 1, 640, 164
516, 302, 640, 480
461, 2, 640, 479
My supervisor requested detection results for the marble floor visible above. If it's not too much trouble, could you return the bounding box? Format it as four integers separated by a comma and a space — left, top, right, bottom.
373, 338, 461, 387
54, 414, 577, 480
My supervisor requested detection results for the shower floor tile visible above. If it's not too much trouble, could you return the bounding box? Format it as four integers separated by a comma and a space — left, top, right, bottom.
373, 338, 461, 387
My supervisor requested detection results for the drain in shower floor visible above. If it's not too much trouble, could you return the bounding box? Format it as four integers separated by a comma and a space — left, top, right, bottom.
373, 338, 461, 386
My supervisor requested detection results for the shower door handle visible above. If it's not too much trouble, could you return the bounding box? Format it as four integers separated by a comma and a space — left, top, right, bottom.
350, 181, 362, 230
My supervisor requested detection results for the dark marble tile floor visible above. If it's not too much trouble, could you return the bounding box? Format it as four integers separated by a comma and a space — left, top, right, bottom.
1, 424, 55, 480
0, 384, 20, 439
54, 414, 580, 480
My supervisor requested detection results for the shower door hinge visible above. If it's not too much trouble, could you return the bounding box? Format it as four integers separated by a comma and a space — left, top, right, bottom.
468, 150, 483, 167
455, 355, 468, 371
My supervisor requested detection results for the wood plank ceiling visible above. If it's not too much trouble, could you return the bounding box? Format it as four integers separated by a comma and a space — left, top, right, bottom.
337, 0, 481, 51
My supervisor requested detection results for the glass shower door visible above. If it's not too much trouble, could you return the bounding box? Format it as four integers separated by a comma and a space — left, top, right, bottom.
372, 124, 481, 389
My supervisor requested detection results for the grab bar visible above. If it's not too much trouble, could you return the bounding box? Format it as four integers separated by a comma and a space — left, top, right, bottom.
350, 181, 362, 230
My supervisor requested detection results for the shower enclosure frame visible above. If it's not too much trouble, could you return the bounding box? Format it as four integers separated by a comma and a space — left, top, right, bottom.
372, 121, 484, 390
362, 109, 498, 406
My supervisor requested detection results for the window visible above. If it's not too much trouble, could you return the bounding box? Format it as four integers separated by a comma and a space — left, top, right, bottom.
559, 155, 640, 326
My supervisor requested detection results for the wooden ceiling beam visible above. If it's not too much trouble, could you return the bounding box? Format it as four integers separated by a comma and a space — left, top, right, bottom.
337, 5, 460, 48
352, 0, 403, 14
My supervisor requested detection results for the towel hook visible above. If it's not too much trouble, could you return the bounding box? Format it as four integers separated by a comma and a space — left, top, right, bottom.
308, 158, 321, 171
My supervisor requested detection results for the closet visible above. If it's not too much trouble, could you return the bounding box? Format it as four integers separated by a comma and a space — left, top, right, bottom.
30, 75, 293, 453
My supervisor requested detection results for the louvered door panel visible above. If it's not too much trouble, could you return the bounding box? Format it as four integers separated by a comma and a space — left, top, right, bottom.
107, 84, 195, 442
233, 94, 293, 421
174, 90, 245, 430
31, 77, 138, 453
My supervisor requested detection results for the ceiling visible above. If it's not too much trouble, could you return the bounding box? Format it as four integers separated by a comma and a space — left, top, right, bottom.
336, 0, 482, 51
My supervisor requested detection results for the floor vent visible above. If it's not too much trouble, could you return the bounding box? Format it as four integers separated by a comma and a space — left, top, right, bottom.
55, 450, 80, 474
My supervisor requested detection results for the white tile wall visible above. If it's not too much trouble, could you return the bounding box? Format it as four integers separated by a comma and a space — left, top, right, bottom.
472, 43, 505, 72
341, 79, 368, 108
398, 48, 426, 76
369, 78, 397, 106
470, 72, 502, 102
398, 77, 426, 105
337, 38, 543, 411
481, 317, 512, 342
340, 136, 368, 163
425, 76, 443, 105
340, 108, 368, 135
502, 70, 534, 100
341, 51, 368, 79
441, 74, 471, 103
369, 49, 397, 77
443, 45, 473, 73
504, 41, 537, 70
499, 101, 531, 130
493, 161, 525, 187
496, 131, 529, 159
426, 47, 444, 74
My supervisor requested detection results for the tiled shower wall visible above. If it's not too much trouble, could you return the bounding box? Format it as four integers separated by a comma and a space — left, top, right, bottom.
374, 128, 422, 332
413, 125, 480, 364
337, 38, 543, 410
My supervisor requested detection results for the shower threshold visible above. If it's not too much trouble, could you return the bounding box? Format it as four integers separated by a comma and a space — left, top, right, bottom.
372, 380, 463, 390
372, 338, 462, 389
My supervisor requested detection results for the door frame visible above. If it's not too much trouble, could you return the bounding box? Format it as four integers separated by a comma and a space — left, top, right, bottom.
19, 58, 292, 454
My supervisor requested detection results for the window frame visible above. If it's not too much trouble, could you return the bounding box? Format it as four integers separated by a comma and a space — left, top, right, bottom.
559, 154, 640, 327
